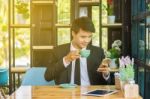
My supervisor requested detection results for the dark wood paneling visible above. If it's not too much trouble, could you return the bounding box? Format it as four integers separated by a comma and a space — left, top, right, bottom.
32, 50, 52, 67
114, 0, 122, 22
31, 1, 55, 66
108, 29, 122, 49
31, 5, 53, 46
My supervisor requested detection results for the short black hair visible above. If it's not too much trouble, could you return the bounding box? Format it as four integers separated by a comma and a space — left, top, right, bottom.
71, 16, 95, 33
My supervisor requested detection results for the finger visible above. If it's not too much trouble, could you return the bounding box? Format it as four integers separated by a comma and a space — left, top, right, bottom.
97, 67, 110, 72
97, 68, 104, 72
71, 53, 80, 57
73, 56, 80, 60
98, 68, 107, 71
102, 71, 109, 74
99, 64, 108, 68
102, 69, 110, 74
71, 50, 80, 55
70, 55, 80, 60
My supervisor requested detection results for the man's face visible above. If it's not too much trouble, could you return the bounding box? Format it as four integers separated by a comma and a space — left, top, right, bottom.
72, 29, 92, 49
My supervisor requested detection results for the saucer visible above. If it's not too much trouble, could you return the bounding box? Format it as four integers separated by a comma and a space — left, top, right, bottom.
59, 83, 77, 88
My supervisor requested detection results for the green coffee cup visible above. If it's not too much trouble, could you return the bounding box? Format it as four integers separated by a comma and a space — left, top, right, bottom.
80, 49, 90, 58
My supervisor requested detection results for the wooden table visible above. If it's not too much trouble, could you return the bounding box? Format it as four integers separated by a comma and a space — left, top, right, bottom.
9, 85, 142, 99
11, 67, 29, 73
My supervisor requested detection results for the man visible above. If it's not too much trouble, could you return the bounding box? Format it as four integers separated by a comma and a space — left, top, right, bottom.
44, 16, 110, 86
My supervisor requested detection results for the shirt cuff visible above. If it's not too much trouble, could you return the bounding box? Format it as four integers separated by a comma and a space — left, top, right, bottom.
63, 57, 70, 68
102, 72, 110, 80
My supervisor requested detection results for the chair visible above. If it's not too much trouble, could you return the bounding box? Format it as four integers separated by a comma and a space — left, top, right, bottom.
0, 68, 8, 86
21, 67, 55, 86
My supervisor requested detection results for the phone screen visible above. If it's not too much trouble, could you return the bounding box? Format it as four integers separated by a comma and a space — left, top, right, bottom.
87, 90, 113, 95
83, 89, 117, 96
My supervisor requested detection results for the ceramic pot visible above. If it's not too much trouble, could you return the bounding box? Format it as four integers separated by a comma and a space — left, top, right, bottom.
107, 15, 115, 24
17, 14, 26, 24
109, 58, 117, 69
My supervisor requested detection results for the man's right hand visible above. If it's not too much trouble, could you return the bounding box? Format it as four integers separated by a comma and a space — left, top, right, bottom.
64, 50, 80, 64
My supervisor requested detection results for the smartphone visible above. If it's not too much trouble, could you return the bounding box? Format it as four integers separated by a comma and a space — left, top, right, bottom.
82, 89, 118, 96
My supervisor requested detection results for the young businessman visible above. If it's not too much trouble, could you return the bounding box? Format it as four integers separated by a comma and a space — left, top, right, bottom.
44, 16, 110, 86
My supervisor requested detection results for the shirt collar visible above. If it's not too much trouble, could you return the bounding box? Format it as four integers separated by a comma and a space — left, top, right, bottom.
70, 42, 86, 51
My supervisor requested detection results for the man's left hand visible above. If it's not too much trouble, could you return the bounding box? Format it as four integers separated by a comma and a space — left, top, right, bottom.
97, 64, 110, 75
97, 58, 111, 75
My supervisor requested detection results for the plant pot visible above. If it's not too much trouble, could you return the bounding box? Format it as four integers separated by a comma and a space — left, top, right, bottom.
16, 14, 26, 24
107, 15, 115, 24
147, 16, 150, 24
109, 58, 117, 69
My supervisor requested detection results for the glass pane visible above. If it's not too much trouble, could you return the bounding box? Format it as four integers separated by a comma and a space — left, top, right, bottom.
138, 66, 145, 97
57, 28, 70, 45
145, 69, 150, 99
131, 0, 138, 16
138, 20, 145, 61
131, 22, 138, 58
14, 0, 30, 24
92, 6, 99, 46
101, 0, 108, 50
0, 0, 9, 67
14, 28, 30, 66
101, 0, 107, 24
57, 0, 70, 24
146, 27, 150, 64
138, 0, 146, 12
0, 28, 8, 67
146, 27, 150, 65
146, 2, 150, 12
102, 28, 108, 50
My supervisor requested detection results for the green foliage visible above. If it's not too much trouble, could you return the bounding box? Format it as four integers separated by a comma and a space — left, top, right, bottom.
147, 3, 150, 11
102, 0, 114, 16
108, 48, 120, 58
0, 16, 2, 23
15, 1, 29, 19
119, 64, 134, 81
57, 0, 70, 24
2, 24, 7, 32
119, 56, 135, 81
1, 87, 9, 95
15, 30, 30, 58
0, 1, 8, 66
103, 4, 114, 16
105, 40, 122, 59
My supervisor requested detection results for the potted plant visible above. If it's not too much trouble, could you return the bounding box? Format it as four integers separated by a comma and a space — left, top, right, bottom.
105, 40, 122, 68
103, 0, 115, 23
118, 56, 135, 90
15, 0, 29, 23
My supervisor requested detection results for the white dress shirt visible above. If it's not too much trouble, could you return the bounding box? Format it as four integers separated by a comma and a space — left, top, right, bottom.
63, 43, 109, 86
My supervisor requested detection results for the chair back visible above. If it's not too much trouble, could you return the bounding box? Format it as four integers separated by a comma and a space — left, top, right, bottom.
22, 67, 55, 86
0, 68, 8, 85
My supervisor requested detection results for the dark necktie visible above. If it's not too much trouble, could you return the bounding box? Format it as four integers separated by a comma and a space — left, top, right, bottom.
74, 58, 80, 85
